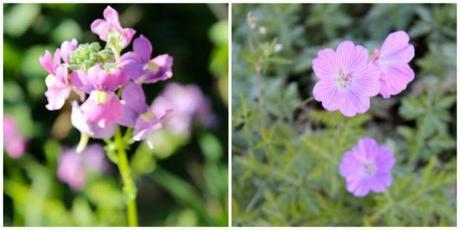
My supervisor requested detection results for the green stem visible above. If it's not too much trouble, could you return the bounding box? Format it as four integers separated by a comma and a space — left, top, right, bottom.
114, 128, 138, 226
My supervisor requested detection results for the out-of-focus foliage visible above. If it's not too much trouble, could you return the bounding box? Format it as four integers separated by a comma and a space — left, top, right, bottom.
232, 4, 456, 226
4, 3, 228, 226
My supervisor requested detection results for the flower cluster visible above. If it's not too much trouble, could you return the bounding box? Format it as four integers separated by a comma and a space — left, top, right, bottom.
58, 144, 108, 190
339, 137, 395, 197
39, 6, 173, 151
312, 31, 415, 117
3, 115, 28, 159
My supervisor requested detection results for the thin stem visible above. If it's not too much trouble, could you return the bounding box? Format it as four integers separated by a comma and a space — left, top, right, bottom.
114, 128, 138, 226
302, 97, 314, 106
111, 47, 121, 63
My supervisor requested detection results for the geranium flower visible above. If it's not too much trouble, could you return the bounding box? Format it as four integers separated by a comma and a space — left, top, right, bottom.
91, 6, 135, 49
339, 137, 395, 197
121, 35, 173, 84
371, 31, 415, 98
312, 41, 381, 117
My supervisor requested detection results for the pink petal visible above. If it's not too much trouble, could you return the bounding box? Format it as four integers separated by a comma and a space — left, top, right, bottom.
380, 31, 414, 63
350, 64, 381, 97
379, 63, 414, 98
80, 91, 123, 128
90, 19, 111, 41
312, 79, 341, 111
103, 6, 121, 28
336, 41, 368, 72
71, 101, 116, 139
312, 48, 338, 80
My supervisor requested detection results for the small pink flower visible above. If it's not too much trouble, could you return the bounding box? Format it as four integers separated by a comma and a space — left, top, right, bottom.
58, 144, 108, 190
339, 137, 395, 197
3, 115, 27, 159
39, 48, 61, 75
121, 35, 173, 84
44, 65, 72, 110
91, 6, 135, 48
71, 101, 116, 139
133, 96, 172, 141
60, 39, 78, 63
371, 31, 415, 98
80, 90, 123, 128
86, 64, 128, 91
312, 41, 381, 117
117, 82, 149, 127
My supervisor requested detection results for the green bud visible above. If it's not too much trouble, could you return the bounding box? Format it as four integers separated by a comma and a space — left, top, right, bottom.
69, 42, 102, 71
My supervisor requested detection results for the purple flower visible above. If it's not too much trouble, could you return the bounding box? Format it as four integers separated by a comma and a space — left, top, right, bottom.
71, 101, 116, 139
90, 6, 135, 49
58, 144, 108, 190
133, 96, 172, 141
121, 35, 173, 84
117, 82, 149, 127
3, 115, 27, 159
60, 39, 78, 63
339, 137, 395, 197
160, 83, 213, 134
312, 41, 381, 117
371, 31, 415, 99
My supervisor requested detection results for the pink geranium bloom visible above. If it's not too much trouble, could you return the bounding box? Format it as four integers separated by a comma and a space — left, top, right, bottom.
3, 115, 28, 159
121, 35, 173, 84
312, 41, 381, 117
371, 31, 415, 98
91, 6, 135, 49
339, 137, 395, 197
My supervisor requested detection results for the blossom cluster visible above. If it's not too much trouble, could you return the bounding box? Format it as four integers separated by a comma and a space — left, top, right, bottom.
39, 6, 173, 150
312, 31, 415, 117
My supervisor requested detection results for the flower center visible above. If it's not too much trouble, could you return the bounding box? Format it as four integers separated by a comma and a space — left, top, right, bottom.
94, 90, 108, 104
337, 70, 352, 88
369, 48, 380, 63
145, 60, 159, 72
140, 111, 154, 121
361, 163, 376, 177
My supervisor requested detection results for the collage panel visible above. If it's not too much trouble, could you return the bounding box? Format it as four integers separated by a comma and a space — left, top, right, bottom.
231, 3, 456, 227
3, 3, 228, 227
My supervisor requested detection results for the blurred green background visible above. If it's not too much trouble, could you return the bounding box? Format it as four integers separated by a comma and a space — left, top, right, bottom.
4, 3, 228, 226
232, 4, 456, 226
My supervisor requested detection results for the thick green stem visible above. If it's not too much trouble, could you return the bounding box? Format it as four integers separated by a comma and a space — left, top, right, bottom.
114, 128, 138, 226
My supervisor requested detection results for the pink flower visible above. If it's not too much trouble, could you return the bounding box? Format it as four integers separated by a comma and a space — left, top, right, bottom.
160, 83, 213, 135
133, 96, 172, 141
39, 49, 61, 75
60, 39, 78, 63
71, 101, 116, 139
80, 90, 123, 128
91, 6, 135, 49
3, 115, 27, 159
312, 41, 381, 117
44, 65, 72, 110
121, 35, 173, 84
371, 31, 415, 98
339, 137, 395, 197
57, 144, 108, 190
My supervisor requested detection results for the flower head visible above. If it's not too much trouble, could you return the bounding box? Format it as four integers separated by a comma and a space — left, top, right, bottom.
133, 96, 172, 141
312, 41, 381, 117
57, 144, 108, 190
3, 115, 27, 159
371, 31, 415, 98
90, 6, 135, 49
339, 137, 395, 197
121, 35, 173, 84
